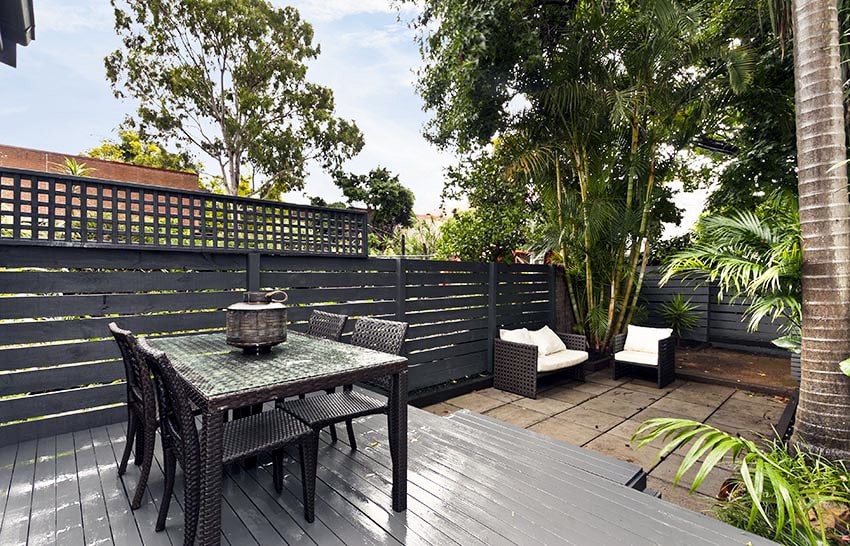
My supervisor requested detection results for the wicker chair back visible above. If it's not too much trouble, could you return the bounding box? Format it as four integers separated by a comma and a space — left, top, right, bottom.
351, 317, 408, 356
305, 311, 348, 341
108, 322, 155, 415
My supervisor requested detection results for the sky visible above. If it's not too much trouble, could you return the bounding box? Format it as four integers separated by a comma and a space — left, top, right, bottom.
0, 0, 456, 213
0, 0, 704, 233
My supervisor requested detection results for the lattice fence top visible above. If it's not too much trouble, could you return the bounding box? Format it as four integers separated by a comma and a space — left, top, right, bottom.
0, 167, 368, 256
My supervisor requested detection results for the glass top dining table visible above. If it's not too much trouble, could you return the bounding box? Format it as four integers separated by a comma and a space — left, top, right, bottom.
149, 331, 409, 546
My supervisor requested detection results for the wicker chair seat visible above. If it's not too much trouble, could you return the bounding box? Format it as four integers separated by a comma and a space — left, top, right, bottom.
221, 408, 312, 465
282, 391, 386, 428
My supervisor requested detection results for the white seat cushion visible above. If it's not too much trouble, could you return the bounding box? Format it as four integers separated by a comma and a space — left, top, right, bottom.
528, 325, 567, 355
624, 325, 672, 354
500, 328, 531, 345
538, 349, 588, 372
614, 350, 658, 366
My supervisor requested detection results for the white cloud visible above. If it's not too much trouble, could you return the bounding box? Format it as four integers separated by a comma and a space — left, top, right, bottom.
35, 0, 113, 33
281, 0, 418, 23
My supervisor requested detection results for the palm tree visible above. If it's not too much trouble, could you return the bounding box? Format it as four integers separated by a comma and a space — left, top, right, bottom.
790, 0, 850, 459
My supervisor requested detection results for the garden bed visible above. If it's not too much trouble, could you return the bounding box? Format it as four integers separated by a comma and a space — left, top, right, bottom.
675, 345, 797, 396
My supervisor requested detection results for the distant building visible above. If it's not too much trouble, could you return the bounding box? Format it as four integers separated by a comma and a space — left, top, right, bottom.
0, 144, 200, 191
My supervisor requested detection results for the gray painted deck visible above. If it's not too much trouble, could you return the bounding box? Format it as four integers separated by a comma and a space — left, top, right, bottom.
0, 405, 773, 545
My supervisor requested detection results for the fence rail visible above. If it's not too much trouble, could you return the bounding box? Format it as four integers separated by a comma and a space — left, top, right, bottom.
0, 244, 556, 446
0, 167, 368, 256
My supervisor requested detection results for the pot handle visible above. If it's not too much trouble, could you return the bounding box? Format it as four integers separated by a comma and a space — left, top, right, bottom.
265, 290, 288, 303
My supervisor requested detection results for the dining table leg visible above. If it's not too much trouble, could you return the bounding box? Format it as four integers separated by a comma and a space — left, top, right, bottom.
199, 410, 225, 546
388, 369, 408, 512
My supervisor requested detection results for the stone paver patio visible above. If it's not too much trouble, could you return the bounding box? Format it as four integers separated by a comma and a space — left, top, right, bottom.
423, 369, 788, 516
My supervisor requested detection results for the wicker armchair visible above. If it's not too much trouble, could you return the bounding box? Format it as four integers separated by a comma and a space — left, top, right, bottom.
137, 338, 318, 544
108, 322, 157, 510
493, 331, 588, 399
612, 332, 676, 388
280, 317, 408, 451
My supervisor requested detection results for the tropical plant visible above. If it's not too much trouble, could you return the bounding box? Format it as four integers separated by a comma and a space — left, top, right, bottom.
662, 194, 802, 351
106, 0, 364, 198
405, 0, 752, 350
379, 217, 442, 257
53, 157, 95, 177
633, 418, 850, 544
787, 0, 850, 459
658, 295, 700, 342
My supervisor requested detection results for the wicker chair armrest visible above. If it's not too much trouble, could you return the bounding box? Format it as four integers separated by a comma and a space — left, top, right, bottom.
493, 338, 539, 399
557, 333, 588, 351
493, 338, 539, 358
612, 333, 626, 353
658, 336, 675, 365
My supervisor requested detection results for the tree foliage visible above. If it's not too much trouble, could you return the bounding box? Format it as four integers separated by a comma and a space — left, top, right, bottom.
85, 128, 198, 173
106, 0, 364, 198
406, 0, 749, 348
333, 167, 415, 241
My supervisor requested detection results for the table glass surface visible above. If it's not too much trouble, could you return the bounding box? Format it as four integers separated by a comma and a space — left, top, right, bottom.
148, 332, 406, 399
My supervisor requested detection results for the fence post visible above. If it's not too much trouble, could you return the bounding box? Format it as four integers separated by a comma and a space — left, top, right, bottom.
487, 262, 498, 373
247, 252, 260, 292
395, 257, 406, 322
548, 264, 557, 328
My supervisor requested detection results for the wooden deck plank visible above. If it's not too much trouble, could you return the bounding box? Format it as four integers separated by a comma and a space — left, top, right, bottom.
314, 437, 492, 546
0, 442, 19, 538
54, 433, 84, 545
219, 474, 288, 546
279, 447, 455, 546
73, 429, 114, 546
0, 439, 36, 546
90, 427, 143, 546
450, 409, 645, 487
101, 425, 171, 546
27, 435, 57, 546
348, 416, 633, 546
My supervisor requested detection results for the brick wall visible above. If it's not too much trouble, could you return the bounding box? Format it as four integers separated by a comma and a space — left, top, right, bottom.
0, 144, 199, 190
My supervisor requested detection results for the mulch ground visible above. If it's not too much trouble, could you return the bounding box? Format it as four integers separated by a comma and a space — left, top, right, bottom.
675, 344, 798, 395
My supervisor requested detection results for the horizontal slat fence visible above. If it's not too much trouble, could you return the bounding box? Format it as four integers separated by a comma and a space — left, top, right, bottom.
641, 266, 787, 354
0, 166, 368, 256
0, 245, 556, 445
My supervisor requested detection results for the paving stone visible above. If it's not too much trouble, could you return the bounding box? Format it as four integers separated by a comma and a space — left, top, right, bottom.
529, 417, 603, 446
584, 432, 664, 470
580, 387, 663, 419
710, 397, 784, 429
646, 476, 719, 516
729, 390, 788, 410
512, 396, 574, 416
665, 382, 735, 405
623, 378, 685, 395
650, 453, 734, 498
585, 370, 629, 387
484, 404, 549, 428
554, 406, 623, 432
542, 386, 596, 405
632, 396, 716, 423
444, 392, 507, 413
476, 387, 523, 404
571, 381, 615, 396
422, 402, 461, 417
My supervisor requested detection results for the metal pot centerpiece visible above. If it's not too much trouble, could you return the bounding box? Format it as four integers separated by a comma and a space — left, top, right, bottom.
226, 291, 288, 354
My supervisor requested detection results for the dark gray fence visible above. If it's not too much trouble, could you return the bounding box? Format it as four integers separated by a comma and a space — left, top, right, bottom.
0, 244, 555, 446
640, 266, 785, 353
0, 166, 368, 256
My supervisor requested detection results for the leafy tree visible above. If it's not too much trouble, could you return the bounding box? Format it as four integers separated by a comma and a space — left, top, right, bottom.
406, 0, 746, 349
308, 196, 347, 209
85, 128, 198, 173
435, 208, 528, 262
106, 0, 364, 198
333, 167, 414, 239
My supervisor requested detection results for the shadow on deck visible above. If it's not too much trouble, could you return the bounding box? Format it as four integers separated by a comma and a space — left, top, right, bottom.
0, 405, 772, 545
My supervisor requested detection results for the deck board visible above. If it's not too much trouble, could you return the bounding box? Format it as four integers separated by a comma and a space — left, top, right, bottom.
0, 405, 775, 546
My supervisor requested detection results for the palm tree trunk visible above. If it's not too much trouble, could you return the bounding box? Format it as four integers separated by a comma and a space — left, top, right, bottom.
790, 0, 850, 459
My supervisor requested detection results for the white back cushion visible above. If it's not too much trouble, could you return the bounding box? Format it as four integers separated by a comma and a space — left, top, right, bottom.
624, 325, 673, 354
500, 328, 531, 345
528, 325, 567, 355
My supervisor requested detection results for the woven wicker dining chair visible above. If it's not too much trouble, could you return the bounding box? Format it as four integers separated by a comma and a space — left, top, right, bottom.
136, 337, 319, 545
108, 322, 157, 511
280, 317, 408, 450
298, 311, 349, 441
